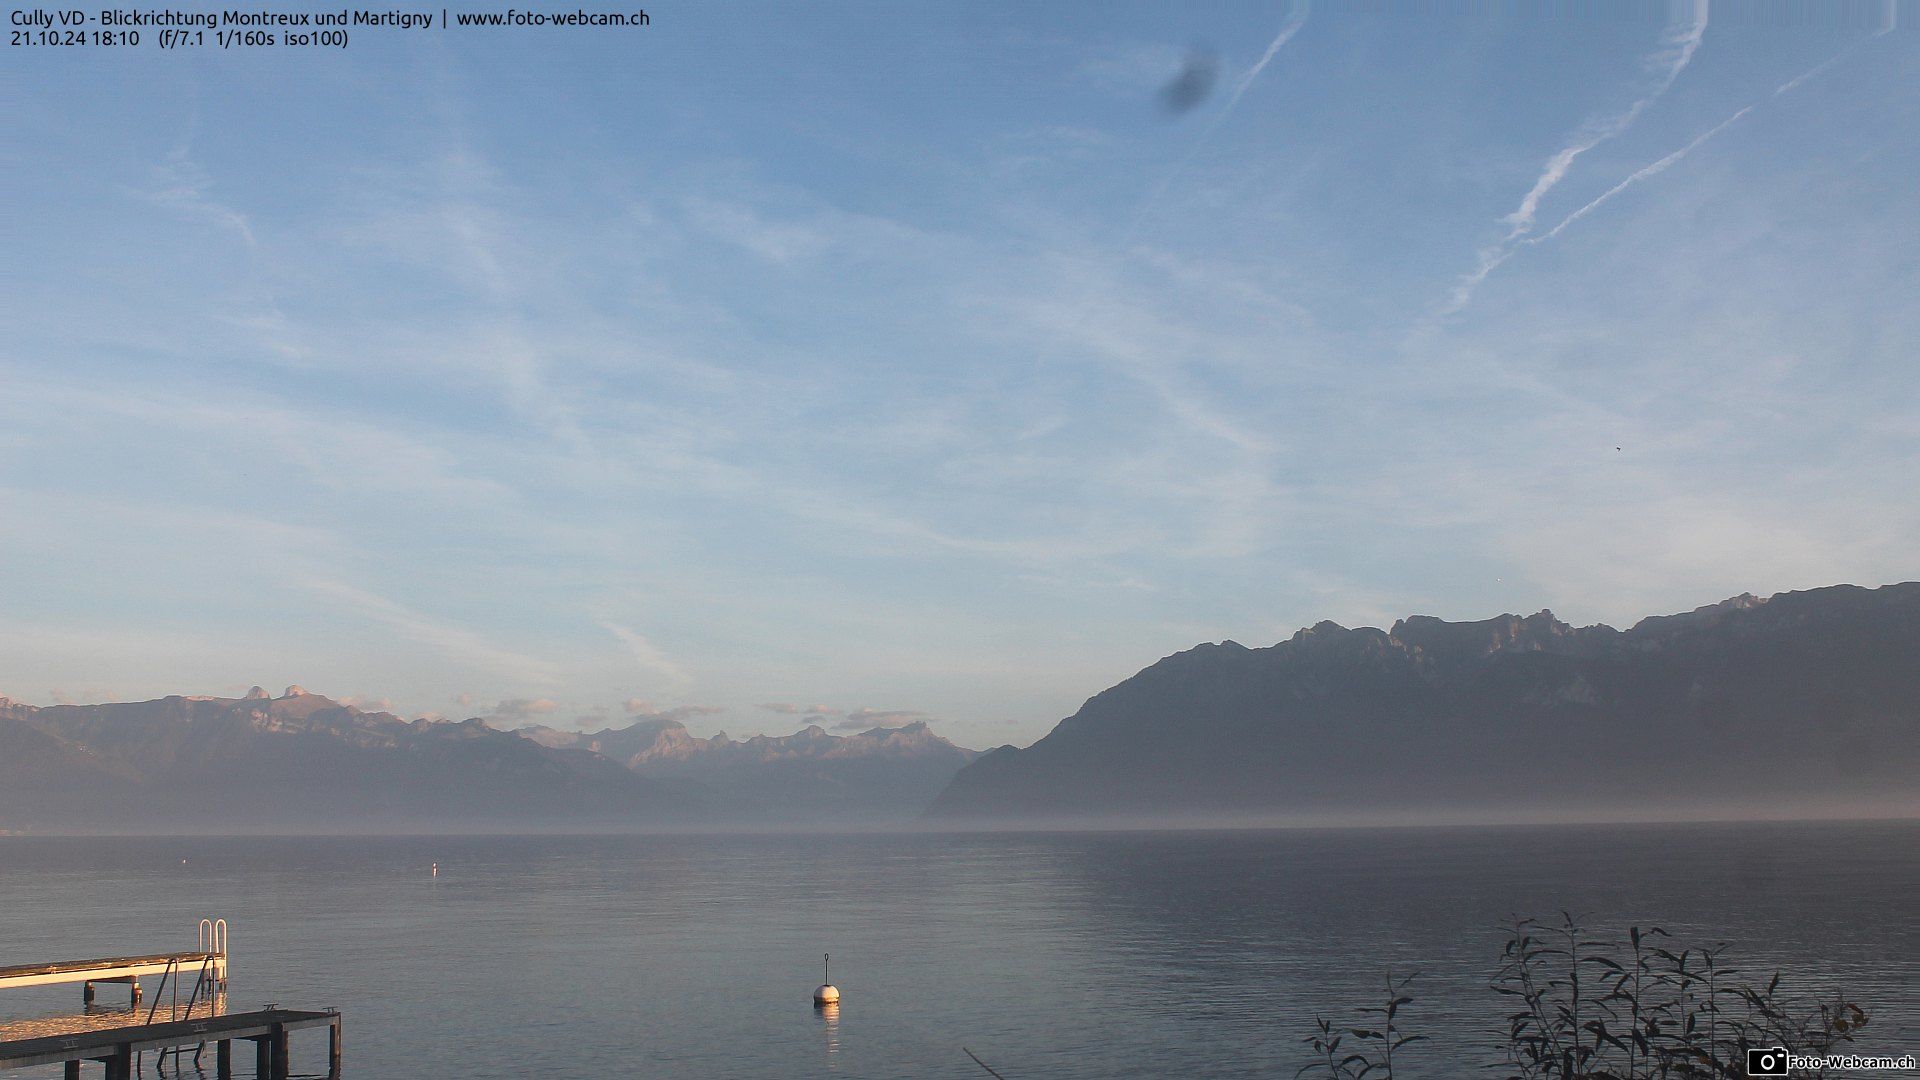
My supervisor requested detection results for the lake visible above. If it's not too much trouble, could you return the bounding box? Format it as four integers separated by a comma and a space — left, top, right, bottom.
0, 822, 1913, 1077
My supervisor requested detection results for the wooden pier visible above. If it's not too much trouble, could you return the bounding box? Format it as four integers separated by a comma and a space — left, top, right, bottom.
0, 920, 229, 1006
1, 922, 342, 1077
0, 1007, 340, 1078
0, 952, 224, 1005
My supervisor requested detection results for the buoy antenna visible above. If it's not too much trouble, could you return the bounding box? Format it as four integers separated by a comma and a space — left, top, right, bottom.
824, 953, 830, 983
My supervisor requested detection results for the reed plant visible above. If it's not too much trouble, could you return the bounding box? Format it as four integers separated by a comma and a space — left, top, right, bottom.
1299, 913, 1869, 1079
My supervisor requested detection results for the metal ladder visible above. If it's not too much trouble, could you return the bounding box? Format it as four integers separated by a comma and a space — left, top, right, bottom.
142, 919, 229, 1074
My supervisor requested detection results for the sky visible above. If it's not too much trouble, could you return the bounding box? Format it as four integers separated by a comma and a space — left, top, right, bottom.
3, 1, 1916, 747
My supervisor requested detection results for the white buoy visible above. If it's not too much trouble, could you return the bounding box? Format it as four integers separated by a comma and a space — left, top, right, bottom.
813, 952, 840, 1006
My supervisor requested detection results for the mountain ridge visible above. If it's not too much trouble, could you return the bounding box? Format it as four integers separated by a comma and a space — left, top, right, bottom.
927, 582, 1920, 825
0, 686, 665, 830
518, 717, 979, 817
0, 687, 977, 831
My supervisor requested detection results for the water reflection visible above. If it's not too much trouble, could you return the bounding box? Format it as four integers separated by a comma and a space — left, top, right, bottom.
816, 1001, 840, 1067
147, 1040, 212, 1077
0, 990, 228, 1043
1028, 823, 1920, 1078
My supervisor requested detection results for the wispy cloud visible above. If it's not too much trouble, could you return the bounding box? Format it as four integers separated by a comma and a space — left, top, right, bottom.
600, 622, 692, 691
620, 699, 724, 724
138, 149, 257, 247
338, 694, 396, 711
753, 701, 929, 732
307, 581, 561, 686
832, 706, 927, 732
682, 196, 830, 265
486, 696, 559, 721
757, 702, 837, 716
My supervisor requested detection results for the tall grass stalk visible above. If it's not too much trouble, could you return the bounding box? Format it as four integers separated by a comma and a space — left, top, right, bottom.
1299, 915, 1869, 1079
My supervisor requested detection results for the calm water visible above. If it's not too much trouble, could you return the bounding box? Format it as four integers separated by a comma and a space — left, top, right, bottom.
0, 823, 1913, 1078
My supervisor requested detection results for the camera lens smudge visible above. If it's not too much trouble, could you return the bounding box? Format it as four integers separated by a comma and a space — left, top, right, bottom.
1159, 47, 1219, 115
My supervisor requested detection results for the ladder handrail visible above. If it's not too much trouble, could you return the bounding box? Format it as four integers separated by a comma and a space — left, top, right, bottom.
197, 917, 229, 989
144, 957, 178, 1024
184, 952, 213, 1017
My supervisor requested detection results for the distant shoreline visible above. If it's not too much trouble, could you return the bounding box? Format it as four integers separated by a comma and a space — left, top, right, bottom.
1, 814, 1912, 840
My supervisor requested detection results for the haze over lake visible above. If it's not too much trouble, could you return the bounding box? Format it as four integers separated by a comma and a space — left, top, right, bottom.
2, 823, 1913, 1078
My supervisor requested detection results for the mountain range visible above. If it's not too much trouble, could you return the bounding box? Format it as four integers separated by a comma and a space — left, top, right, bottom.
0, 688, 975, 831
928, 582, 1920, 825
5, 582, 1914, 832
517, 718, 978, 818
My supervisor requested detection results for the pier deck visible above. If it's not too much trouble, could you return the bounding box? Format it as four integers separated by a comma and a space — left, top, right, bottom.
0, 953, 224, 992
0, 1007, 340, 1078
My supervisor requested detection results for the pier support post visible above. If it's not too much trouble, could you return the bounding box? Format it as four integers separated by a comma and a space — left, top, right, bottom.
83, 980, 96, 1004
217, 1038, 233, 1079
129, 978, 141, 1005
328, 1015, 342, 1076
269, 1023, 289, 1080
253, 1036, 270, 1079
104, 1046, 132, 1080
64, 1061, 80, 1080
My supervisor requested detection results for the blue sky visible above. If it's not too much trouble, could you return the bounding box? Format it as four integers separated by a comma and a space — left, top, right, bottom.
4, 1, 1915, 746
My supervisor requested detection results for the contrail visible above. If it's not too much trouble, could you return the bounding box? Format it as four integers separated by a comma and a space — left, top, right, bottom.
1530, 106, 1752, 244
1503, 0, 1711, 240
1529, 39, 1863, 245
1769, 38, 1858, 96
1220, 5, 1311, 118
1440, 1, 1710, 313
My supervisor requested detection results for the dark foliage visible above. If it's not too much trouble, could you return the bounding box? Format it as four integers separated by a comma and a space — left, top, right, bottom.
1301, 914, 1868, 1079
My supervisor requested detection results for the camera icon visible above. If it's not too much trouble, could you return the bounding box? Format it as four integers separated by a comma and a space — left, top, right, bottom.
1747, 1047, 1790, 1076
